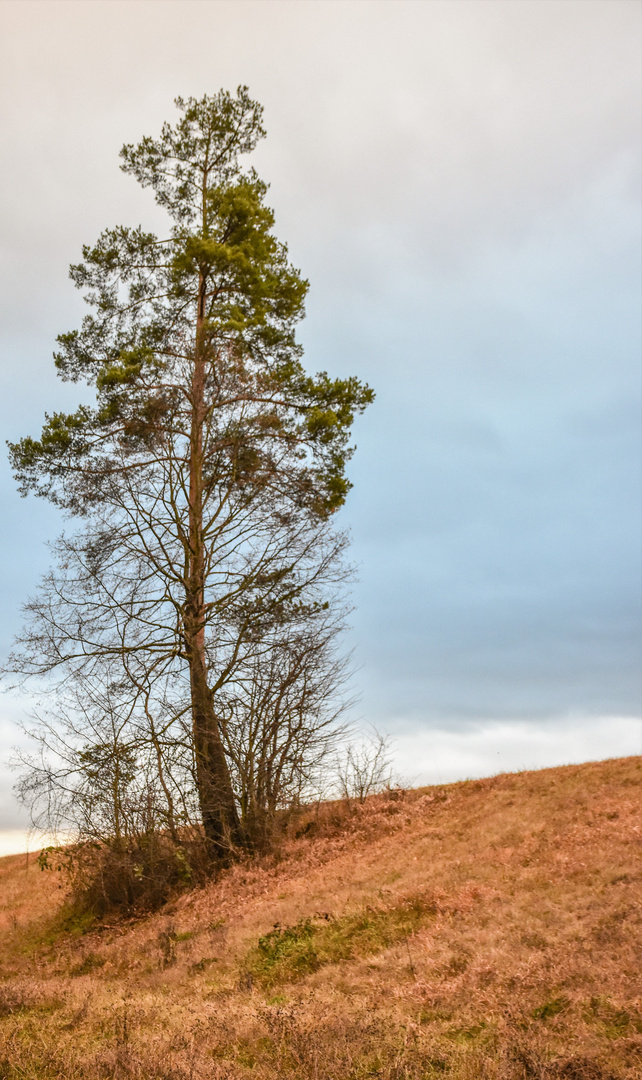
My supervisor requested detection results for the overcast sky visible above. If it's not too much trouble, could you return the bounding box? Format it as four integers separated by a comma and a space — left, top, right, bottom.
0, 0, 640, 842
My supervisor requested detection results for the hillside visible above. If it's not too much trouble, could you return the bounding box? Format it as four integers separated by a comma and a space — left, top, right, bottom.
0, 756, 640, 1079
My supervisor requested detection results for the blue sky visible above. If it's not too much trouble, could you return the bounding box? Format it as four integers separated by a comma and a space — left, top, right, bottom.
0, 0, 640, 842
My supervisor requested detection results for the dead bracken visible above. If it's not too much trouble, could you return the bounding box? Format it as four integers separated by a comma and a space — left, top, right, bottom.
0, 755, 640, 1078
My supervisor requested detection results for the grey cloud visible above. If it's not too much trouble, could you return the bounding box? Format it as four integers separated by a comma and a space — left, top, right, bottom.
0, 2, 639, 826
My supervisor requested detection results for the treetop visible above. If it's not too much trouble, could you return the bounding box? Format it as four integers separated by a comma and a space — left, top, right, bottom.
120, 87, 266, 227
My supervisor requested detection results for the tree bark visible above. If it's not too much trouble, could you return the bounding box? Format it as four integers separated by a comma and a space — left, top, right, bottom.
189, 643, 242, 853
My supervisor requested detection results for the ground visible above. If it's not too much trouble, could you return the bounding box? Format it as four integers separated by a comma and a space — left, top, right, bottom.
0, 755, 640, 1078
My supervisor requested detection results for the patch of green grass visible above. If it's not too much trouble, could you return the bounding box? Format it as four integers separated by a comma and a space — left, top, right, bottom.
419, 1008, 453, 1024
33, 904, 97, 949
253, 916, 320, 982
244, 894, 436, 988
584, 996, 642, 1038
532, 996, 570, 1021
234, 1036, 275, 1069
348, 1050, 385, 1077
344, 1039, 451, 1079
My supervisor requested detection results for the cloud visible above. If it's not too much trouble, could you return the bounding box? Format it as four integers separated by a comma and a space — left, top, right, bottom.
0, 1, 640, 827
393, 714, 642, 787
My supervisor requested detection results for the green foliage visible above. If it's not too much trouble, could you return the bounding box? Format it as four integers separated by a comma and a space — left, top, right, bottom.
584, 996, 642, 1038
256, 917, 320, 980
9, 87, 373, 519
38, 903, 98, 946
532, 996, 570, 1021
37, 846, 67, 873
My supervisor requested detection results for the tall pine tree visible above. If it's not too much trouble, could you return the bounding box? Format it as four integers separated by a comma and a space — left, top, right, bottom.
9, 88, 373, 855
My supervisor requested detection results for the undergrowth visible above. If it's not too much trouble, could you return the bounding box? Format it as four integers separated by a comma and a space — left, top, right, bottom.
36, 828, 213, 919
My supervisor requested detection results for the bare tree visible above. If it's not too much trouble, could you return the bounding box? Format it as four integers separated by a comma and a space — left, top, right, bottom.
13, 566, 353, 904
336, 729, 395, 804
14, 675, 194, 845
221, 619, 353, 842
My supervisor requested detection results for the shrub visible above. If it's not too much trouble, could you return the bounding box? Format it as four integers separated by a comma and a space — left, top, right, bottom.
38, 828, 212, 919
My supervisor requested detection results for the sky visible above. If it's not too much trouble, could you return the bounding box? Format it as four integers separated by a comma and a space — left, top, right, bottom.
0, 0, 640, 848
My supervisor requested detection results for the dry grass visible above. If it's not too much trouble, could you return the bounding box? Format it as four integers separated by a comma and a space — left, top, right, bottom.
0, 755, 640, 1078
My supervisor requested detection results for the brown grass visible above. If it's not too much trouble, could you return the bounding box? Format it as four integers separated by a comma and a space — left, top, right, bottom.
0, 755, 640, 1078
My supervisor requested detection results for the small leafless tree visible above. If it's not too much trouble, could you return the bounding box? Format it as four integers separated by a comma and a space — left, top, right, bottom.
10, 510, 353, 841
336, 729, 395, 804
220, 621, 353, 844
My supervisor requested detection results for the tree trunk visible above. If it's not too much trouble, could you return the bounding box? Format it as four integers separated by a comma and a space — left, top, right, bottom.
189, 643, 242, 853
187, 265, 242, 856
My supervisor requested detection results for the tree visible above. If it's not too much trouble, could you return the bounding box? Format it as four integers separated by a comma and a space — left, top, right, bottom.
220, 611, 353, 841
8, 88, 373, 858
336, 729, 395, 804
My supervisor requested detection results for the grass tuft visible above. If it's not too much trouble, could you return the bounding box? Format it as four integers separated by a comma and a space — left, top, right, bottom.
532, 996, 571, 1020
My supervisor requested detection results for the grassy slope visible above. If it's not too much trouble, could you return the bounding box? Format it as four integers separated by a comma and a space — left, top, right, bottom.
0, 756, 640, 1079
